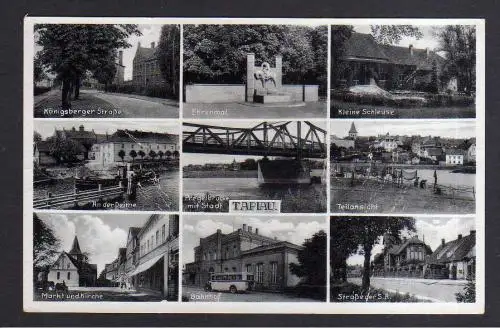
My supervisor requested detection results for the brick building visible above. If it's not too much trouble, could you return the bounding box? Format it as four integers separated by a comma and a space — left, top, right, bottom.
132, 42, 164, 87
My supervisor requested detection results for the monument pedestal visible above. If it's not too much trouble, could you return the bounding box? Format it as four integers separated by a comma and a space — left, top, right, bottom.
253, 94, 292, 104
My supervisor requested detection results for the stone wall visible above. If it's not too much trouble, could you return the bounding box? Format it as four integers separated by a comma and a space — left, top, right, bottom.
281, 85, 319, 102
185, 84, 246, 103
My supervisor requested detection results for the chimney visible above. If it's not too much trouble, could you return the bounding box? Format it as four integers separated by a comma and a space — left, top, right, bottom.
79, 125, 84, 132
138, 41, 141, 48
118, 50, 123, 66
409, 44, 414, 56
248, 226, 253, 233
237, 228, 241, 233
151, 42, 155, 48
242, 224, 247, 232
441, 238, 445, 246
458, 234, 463, 240
470, 230, 476, 236
255, 228, 259, 235
216, 229, 221, 234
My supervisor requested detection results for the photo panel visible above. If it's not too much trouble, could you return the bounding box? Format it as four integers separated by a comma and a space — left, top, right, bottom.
182, 120, 327, 213
329, 216, 476, 303
33, 212, 179, 302
330, 24, 476, 119
182, 215, 328, 302
33, 24, 180, 118
330, 119, 476, 214
183, 24, 328, 119
33, 120, 180, 211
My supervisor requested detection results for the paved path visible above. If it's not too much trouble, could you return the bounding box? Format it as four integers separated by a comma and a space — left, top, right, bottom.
349, 277, 467, 302
34, 89, 179, 118
183, 101, 327, 119
183, 286, 322, 302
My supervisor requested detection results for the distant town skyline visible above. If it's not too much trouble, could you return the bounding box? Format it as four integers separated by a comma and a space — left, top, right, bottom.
331, 120, 476, 139
34, 121, 178, 140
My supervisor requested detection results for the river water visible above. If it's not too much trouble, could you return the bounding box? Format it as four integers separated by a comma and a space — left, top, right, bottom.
33, 170, 179, 211
183, 169, 326, 213
413, 169, 475, 188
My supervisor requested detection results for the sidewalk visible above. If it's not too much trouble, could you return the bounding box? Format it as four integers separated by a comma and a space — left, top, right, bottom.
34, 89, 59, 106
103, 91, 179, 107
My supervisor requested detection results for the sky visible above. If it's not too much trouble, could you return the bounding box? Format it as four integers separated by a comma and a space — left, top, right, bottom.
183, 120, 326, 165
37, 212, 152, 275
353, 25, 443, 51
34, 121, 178, 140
34, 24, 163, 81
331, 120, 476, 139
345, 216, 476, 266
182, 215, 327, 265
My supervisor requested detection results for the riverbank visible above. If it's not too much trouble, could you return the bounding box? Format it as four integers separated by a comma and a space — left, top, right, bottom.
330, 177, 475, 214
183, 170, 257, 179
331, 162, 476, 171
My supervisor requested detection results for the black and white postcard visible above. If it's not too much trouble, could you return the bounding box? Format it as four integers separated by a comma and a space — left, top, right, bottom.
33, 24, 180, 118
183, 24, 328, 119
33, 212, 179, 302
330, 120, 476, 214
33, 121, 180, 211
182, 120, 327, 213
331, 24, 476, 119
182, 215, 327, 302
330, 216, 476, 303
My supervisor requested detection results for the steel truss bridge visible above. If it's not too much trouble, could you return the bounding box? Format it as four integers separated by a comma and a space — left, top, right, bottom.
183, 121, 326, 159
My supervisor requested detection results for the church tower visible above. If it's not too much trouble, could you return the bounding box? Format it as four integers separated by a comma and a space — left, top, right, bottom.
68, 235, 88, 263
348, 122, 358, 139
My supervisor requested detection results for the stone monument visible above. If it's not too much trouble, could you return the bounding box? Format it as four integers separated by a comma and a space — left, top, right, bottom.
246, 53, 292, 104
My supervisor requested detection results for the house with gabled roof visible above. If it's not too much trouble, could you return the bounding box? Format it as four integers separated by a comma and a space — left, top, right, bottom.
425, 230, 476, 280
46, 236, 97, 287
335, 32, 454, 92
132, 41, 164, 87
380, 234, 433, 273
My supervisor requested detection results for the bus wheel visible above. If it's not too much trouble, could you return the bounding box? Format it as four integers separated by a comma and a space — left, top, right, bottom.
229, 285, 237, 294
204, 284, 211, 292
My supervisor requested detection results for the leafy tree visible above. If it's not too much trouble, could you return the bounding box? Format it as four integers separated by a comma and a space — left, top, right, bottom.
330, 217, 359, 282
33, 214, 60, 282
456, 278, 476, 302
46, 136, 82, 163
337, 217, 416, 292
138, 150, 146, 161
165, 150, 172, 160
118, 149, 126, 162
158, 150, 164, 160
93, 52, 117, 92
158, 25, 180, 99
330, 25, 354, 88
436, 25, 476, 95
289, 230, 327, 286
34, 131, 42, 143
370, 25, 423, 45
129, 150, 137, 163
35, 24, 141, 108
183, 25, 326, 88
34, 54, 47, 85
149, 150, 157, 160
173, 150, 179, 159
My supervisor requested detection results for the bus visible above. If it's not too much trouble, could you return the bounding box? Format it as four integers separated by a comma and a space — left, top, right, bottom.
204, 272, 255, 293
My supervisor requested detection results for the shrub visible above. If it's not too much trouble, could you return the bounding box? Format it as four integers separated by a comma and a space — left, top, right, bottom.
34, 86, 51, 96
455, 279, 475, 303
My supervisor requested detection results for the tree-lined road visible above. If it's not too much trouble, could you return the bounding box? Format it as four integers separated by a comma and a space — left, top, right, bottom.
34, 89, 179, 118
349, 277, 467, 302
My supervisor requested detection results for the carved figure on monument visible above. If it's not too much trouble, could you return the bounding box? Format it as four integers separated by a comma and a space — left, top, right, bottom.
254, 62, 277, 90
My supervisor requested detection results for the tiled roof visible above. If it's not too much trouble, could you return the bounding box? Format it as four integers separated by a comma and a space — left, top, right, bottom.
387, 236, 432, 255
240, 241, 303, 256
348, 122, 357, 133
445, 148, 466, 156
426, 147, 443, 156
129, 227, 142, 238
343, 32, 445, 70
427, 232, 476, 264
106, 129, 179, 144
59, 128, 97, 140
343, 33, 389, 61
64, 252, 98, 274
135, 46, 159, 62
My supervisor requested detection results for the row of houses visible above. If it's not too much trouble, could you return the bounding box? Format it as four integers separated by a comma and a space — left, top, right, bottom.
372, 230, 476, 280
183, 224, 304, 291
34, 126, 179, 167
104, 214, 179, 300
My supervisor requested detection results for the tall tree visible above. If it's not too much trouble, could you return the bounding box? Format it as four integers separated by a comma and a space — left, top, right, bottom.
370, 25, 423, 45
330, 25, 353, 88
129, 150, 137, 163
33, 131, 42, 143
330, 217, 359, 282
289, 230, 327, 287
46, 135, 83, 163
33, 214, 60, 282
436, 25, 476, 95
158, 25, 180, 99
35, 24, 141, 108
34, 54, 47, 86
338, 217, 416, 292
92, 52, 117, 92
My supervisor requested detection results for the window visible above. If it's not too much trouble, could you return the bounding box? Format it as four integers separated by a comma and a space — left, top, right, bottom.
67, 272, 71, 280
67, 263, 70, 269
256, 263, 264, 283
162, 225, 165, 242
271, 262, 278, 284
246, 264, 252, 273
152, 236, 155, 248
57, 272, 60, 280
156, 230, 160, 246
121, 144, 124, 149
